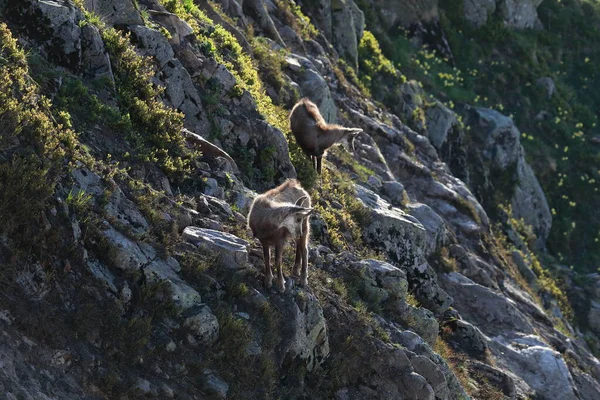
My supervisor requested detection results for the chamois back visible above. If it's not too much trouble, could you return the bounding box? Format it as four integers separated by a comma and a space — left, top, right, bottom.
248, 179, 311, 241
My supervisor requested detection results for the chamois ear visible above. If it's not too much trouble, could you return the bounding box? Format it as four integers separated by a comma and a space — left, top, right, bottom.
288, 206, 313, 217
295, 195, 309, 207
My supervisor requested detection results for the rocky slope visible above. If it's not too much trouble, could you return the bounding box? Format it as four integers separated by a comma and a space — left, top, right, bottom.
1, 0, 600, 399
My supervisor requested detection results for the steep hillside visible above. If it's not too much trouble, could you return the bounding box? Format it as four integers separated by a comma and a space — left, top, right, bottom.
1, 0, 600, 399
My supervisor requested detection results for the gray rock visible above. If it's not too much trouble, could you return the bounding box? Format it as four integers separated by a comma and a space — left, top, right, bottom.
86, 259, 117, 293
183, 227, 249, 268
350, 259, 409, 301
144, 259, 202, 311
536, 76, 556, 99
356, 185, 426, 269
279, 290, 330, 372
83, 0, 143, 25
101, 227, 149, 273
445, 319, 489, 359
382, 180, 406, 206
490, 335, 577, 400
441, 272, 534, 336
465, 107, 551, 246
80, 24, 113, 79
104, 188, 149, 234
149, 10, 195, 44
129, 25, 175, 67
332, 0, 359, 68
286, 54, 337, 123
425, 101, 456, 150
183, 305, 219, 344
511, 250, 537, 284
572, 369, 600, 400
409, 355, 449, 400
202, 370, 229, 399
463, 0, 496, 27
406, 203, 446, 256
588, 300, 600, 336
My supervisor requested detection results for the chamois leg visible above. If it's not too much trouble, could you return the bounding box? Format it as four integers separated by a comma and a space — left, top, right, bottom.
300, 222, 309, 287
311, 155, 317, 172
317, 156, 323, 175
262, 243, 273, 288
275, 242, 285, 293
292, 240, 302, 277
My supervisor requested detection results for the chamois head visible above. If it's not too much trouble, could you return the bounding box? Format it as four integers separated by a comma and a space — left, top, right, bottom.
278, 196, 313, 238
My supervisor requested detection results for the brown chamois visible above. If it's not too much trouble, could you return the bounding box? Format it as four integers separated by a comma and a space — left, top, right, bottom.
248, 179, 314, 293
290, 98, 363, 174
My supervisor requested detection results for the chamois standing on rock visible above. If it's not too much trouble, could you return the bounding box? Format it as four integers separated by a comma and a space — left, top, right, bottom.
248, 179, 314, 293
290, 98, 363, 174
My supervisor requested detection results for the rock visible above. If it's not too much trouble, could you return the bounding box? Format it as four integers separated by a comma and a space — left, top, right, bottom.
129, 25, 175, 67
469, 360, 517, 398
490, 335, 577, 400
463, 0, 496, 27
104, 187, 149, 235
409, 355, 449, 400
144, 258, 202, 311
349, 259, 409, 301
381, 180, 406, 206
202, 370, 229, 399
80, 24, 113, 79
183, 305, 219, 344
279, 289, 330, 372
465, 107, 551, 246
83, 0, 143, 25
331, 0, 359, 68
356, 185, 426, 269
86, 259, 117, 293
148, 9, 195, 44
536, 76, 556, 99
588, 300, 600, 336
101, 227, 149, 273
497, 0, 544, 29
441, 272, 534, 336
135, 378, 152, 395
406, 203, 446, 256
286, 54, 337, 123
572, 369, 600, 400
511, 250, 537, 284
444, 318, 489, 360
463, 0, 543, 29
425, 101, 457, 150
183, 227, 249, 269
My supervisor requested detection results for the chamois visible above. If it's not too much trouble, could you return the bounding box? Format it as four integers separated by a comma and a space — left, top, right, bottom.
290, 98, 363, 174
248, 179, 313, 293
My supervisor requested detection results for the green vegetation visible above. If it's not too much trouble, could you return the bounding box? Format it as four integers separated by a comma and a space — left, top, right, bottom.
310, 168, 371, 254
0, 23, 77, 254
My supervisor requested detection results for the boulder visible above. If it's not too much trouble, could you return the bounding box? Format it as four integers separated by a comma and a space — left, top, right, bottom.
80, 24, 113, 79
406, 203, 447, 256
349, 259, 409, 301
425, 101, 457, 150
101, 227, 149, 273
463, 0, 496, 27
279, 290, 330, 372
465, 107, 551, 247
144, 258, 202, 311
286, 54, 337, 123
409, 355, 449, 400
588, 300, 600, 336
490, 335, 577, 400
441, 272, 534, 336
331, 0, 359, 68
356, 185, 426, 269
183, 227, 249, 269
83, 0, 143, 25
183, 305, 220, 344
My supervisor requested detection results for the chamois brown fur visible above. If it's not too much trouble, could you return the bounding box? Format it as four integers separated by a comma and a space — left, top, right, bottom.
248, 179, 313, 292
290, 98, 363, 174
